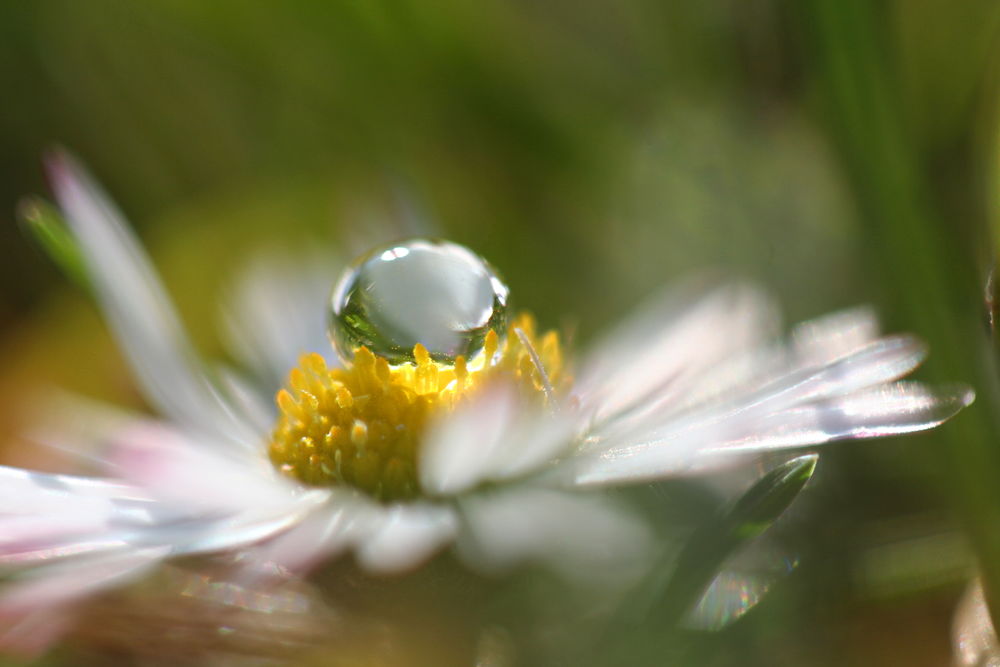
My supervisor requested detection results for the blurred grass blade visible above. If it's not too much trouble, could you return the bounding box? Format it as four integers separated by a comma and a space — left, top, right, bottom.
17, 196, 89, 290
683, 547, 799, 631
592, 455, 817, 665
724, 454, 818, 542
663, 454, 817, 624
797, 0, 1000, 631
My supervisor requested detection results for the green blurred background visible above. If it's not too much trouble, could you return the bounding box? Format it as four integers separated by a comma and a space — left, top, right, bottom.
1, 1, 1000, 665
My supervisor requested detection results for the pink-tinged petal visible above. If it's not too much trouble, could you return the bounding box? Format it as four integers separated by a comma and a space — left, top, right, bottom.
0, 608, 73, 658
0, 547, 169, 655
45, 150, 257, 451
355, 503, 457, 574
0, 516, 121, 561
108, 422, 300, 514
0, 466, 166, 566
0, 547, 169, 611
0, 464, 149, 515
576, 282, 778, 424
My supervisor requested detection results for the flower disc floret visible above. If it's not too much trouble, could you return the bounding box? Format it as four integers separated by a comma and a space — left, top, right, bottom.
269, 313, 569, 501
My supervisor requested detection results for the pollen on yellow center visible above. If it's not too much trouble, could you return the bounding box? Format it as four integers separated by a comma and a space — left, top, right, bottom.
268, 313, 569, 501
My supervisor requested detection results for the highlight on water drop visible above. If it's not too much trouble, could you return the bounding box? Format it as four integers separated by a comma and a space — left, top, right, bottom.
329, 238, 509, 366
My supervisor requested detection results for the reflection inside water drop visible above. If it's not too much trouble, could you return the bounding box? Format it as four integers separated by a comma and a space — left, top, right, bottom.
330, 239, 509, 365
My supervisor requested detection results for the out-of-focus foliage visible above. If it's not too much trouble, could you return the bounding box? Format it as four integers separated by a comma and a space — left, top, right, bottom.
0, 1, 999, 665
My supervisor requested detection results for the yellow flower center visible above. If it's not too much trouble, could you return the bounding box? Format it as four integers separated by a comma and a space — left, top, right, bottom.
268, 313, 568, 501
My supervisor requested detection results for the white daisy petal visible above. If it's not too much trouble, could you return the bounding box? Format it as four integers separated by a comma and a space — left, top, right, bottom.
221, 250, 342, 392
571, 382, 972, 485
46, 151, 256, 451
0, 466, 169, 567
455, 487, 653, 588
0, 465, 150, 514
790, 305, 880, 366
170, 501, 325, 556
700, 382, 974, 456
21, 391, 141, 468
0, 549, 167, 655
419, 384, 517, 496
0, 546, 169, 612
420, 385, 576, 496
487, 412, 578, 481
586, 333, 931, 459
214, 367, 277, 438
355, 503, 458, 573
577, 282, 778, 424
0, 546, 170, 655
737, 335, 929, 413
241, 490, 383, 575
0, 460, 318, 568
106, 422, 299, 514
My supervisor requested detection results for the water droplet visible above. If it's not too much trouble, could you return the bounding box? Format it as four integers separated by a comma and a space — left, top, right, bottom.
330, 239, 509, 365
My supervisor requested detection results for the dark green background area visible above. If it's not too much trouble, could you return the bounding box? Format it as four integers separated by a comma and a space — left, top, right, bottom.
0, 1, 999, 665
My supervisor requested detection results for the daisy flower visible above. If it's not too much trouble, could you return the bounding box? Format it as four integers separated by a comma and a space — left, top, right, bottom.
0, 152, 973, 652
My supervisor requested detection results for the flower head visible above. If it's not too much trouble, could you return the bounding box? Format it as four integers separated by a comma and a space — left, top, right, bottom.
0, 151, 974, 653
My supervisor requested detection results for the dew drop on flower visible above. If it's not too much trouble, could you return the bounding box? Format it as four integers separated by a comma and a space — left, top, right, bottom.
330, 239, 509, 365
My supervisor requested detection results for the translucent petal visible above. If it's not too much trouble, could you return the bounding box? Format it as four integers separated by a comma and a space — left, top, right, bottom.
576, 281, 779, 424
789, 306, 879, 366
701, 382, 974, 456
214, 367, 276, 437
46, 151, 256, 450
106, 422, 304, 514
220, 250, 341, 393
456, 488, 653, 588
0, 546, 170, 653
420, 384, 575, 496
0, 464, 171, 569
580, 336, 944, 482
0, 465, 153, 517
355, 503, 458, 573
572, 381, 972, 486
0, 516, 124, 564
419, 384, 517, 495
240, 490, 382, 575
20, 391, 141, 468
0, 546, 169, 611
733, 335, 929, 413
610, 334, 929, 447
169, 501, 325, 556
